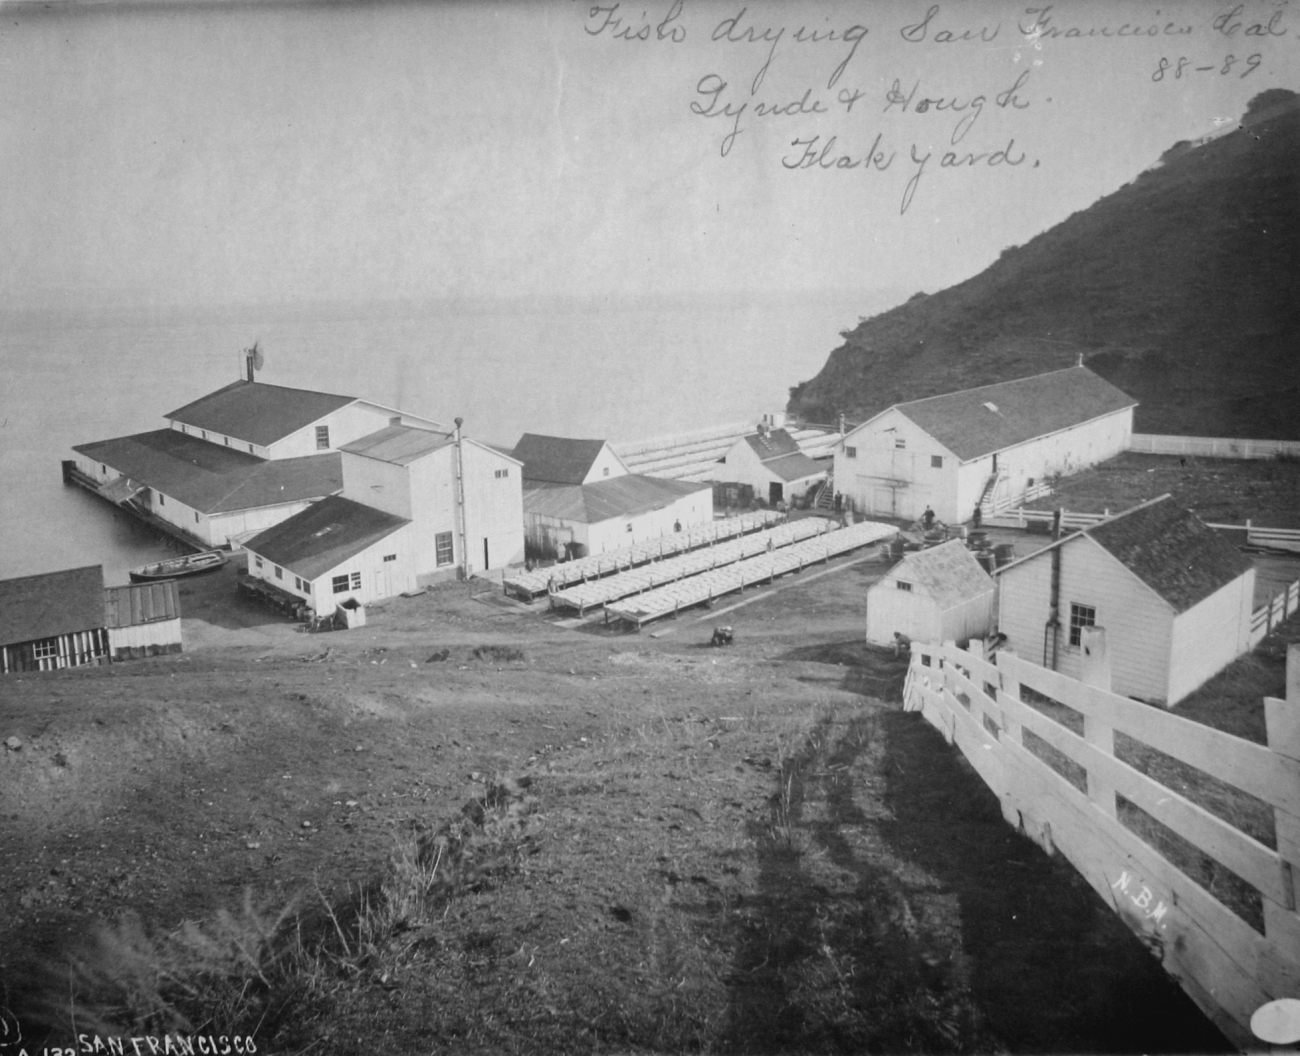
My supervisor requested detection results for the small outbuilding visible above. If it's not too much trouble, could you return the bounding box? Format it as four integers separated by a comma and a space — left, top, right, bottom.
866, 540, 996, 648
718, 426, 827, 506
103, 580, 183, 660
994, 495, 1256, 706
0, 566, 110, 674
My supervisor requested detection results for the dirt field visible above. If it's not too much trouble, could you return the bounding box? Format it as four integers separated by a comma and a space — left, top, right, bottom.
1025, 451, 1300, 527
0, 555, 1229, 1054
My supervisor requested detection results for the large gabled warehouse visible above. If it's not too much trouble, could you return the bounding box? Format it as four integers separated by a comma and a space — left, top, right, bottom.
833, 366, 1136, 523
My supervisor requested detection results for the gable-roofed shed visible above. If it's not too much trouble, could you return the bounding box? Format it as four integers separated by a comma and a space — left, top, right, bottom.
513, 434, 629, 485
0, 565, 110, 673
866, 540, 995, 647
995, 496, 1256, 706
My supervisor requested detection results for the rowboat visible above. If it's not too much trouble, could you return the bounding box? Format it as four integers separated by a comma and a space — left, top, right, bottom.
129, 549, 228, 582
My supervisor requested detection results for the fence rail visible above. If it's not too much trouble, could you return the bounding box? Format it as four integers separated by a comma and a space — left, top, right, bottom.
903, 640, 1300, 1050
1130, 433, 1300, 459
1250, 580, 1300, 647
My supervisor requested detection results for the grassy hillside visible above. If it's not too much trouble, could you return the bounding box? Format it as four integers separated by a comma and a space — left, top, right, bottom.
788, 90, 1300, 439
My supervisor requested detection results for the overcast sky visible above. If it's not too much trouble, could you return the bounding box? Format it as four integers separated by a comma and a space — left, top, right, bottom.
2, 0, 1296, 312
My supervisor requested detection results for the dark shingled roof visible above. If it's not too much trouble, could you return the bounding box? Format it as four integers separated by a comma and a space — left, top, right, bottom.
1086, 496, 1254, 613
513, 434, 614, 485
0, 565, 105, 646
523, 475, 710, 524
242, 496, 409, 581
888, 540, 994, 609
744, 428, 802, 460
763, 451, 825, 482
341, 424, 455, 464
165, 380, 355, 447
893, 366, 1136, 462
74, 430, 342, 514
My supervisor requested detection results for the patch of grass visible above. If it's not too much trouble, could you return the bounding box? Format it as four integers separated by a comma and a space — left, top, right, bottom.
472, 644, 526, 663
21, 779, 539, 1051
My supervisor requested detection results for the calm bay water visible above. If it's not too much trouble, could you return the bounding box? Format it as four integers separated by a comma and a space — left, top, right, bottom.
0, 292, 889, 583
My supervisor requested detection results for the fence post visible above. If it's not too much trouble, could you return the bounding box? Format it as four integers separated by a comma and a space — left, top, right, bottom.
1264, 646, 1300, 919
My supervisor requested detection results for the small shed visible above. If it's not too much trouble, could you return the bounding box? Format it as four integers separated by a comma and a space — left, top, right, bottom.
866, 540, 995, 647
103, 579, 183, 660
0, 565, 110, 674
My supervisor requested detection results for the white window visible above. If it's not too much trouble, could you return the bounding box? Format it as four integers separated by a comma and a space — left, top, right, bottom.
316, 425, 330, 450
1069, 603, 1096, 647
845, 446, 857, 459
896, 581, 913, 592
435, 532, 453, 567
494, 468, 509, 479
157, 493, 165, 506
255, 555, 263, 569
350, 571, 362, 590
33, 638, 58, 660
274, 565, 283, 580
602, 467, 610, 477
931, 455, 943, 468
895, 438, 906, 450
383, 553, 397, 563
332, 574, 349, 594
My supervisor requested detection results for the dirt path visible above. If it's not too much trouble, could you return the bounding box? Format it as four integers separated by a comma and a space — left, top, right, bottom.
0, 554, 1232, 1053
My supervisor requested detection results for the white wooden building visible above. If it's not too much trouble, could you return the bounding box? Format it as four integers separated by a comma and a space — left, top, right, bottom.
865, 540, 995, 647
522, 475, 713, 559
513, 434, 711, 558
342, 424, 524, 580
718, 427, 827, 506
164, 379, 443, 459
71, 432, 343, 548
70, 378, 444, 548
834, 366, 1136, 524
995, 496, 1256, 706
243, 495, 417, 616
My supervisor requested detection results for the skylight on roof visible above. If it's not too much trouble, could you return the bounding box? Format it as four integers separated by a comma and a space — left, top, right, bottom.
983, 402, 1000, 413
313, 524, 340, 538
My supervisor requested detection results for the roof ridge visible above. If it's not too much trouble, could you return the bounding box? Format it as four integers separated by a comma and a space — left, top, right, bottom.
896, 364, 1094, 409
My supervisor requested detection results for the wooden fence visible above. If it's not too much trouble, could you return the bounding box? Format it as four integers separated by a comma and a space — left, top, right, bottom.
1131, 434, 1300, 460
985, 507, 1300, 554
903, 641, 1300, 1050
1251, 580, 1300, 648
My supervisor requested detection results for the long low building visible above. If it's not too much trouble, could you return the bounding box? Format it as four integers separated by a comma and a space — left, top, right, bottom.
524, 475, 713, 558
242, 494, 416, 616
71, 429, 342, 548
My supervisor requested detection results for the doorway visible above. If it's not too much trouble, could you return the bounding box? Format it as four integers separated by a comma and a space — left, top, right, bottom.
483, 538, 490, 570
769, 482, 784, 505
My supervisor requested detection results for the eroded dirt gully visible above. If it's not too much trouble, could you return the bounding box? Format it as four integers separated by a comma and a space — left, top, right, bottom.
0, 557, 1230, 1053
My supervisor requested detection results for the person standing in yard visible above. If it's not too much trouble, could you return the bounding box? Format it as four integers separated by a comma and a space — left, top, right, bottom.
922, 506, 935, 529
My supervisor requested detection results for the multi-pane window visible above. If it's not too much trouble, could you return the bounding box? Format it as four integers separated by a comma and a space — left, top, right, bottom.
896, 581, 913, 592
158, 493, 165, 505
894, 438, 906, 449
315, 426, 330, 450
294, 576, 303, 591
383, 553, 397, 562
845, 446, 857, 459
494, 468, 509, 479
274, 565, 283, 580
333, 574, 350, 593
931, 455, 943, 468
1069, 603, 1097, 647
33, 638, 58, 660
255, 556, 263, 569
435, 532, 454, 567
350, 572, 362, 590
